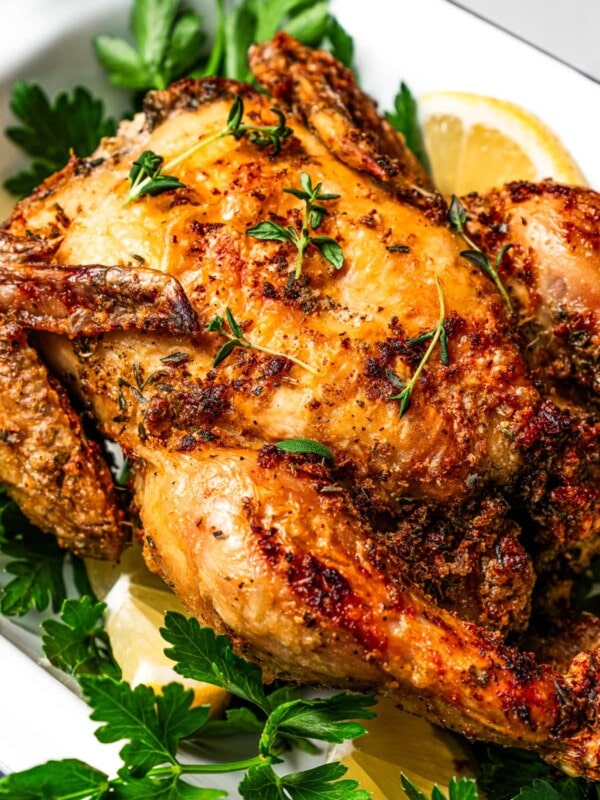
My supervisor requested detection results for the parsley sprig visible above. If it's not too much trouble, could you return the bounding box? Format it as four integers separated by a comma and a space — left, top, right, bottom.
448, 195, 513, 312
477, 745, 600, 800
3, 82, 116, 197
402, 774, 478, 800
386, 82, 431, 175
126, 96, 292, 202
41, 596, 121, 680
247, 172, 344, 285
207, 307, 318, 375
0, 492, 93, 617
389, 278, 449, 417
95, 0, 354, 91
95, 0, 206, 91
0, 612, 376, 799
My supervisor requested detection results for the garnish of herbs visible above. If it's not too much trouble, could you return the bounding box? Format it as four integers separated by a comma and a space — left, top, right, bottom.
125, 95, 292, 203
389, 277, 449, 417
246, 171, 344, 286
448, 195, 513, 312
207, 307, 318, 375
275, 437, 334, 461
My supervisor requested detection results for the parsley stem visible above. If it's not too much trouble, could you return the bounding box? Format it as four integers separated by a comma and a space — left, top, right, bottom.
221, 330, 319, 375
149, 755, 273, 777
196, 0, 225, 78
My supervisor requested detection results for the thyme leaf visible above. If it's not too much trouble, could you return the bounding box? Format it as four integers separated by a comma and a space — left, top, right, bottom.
247, 172, 343, 284
448, 195, 513, 312
126, 96, 292, 203
207, 308, 318, 374
126, 149, 185, 203
389, 277, 449, 418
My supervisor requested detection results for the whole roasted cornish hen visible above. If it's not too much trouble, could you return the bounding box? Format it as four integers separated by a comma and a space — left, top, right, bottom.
1, 33, 599, 777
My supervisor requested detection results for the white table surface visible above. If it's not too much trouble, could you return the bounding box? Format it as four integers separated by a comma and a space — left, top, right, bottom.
455, 0, 600, 82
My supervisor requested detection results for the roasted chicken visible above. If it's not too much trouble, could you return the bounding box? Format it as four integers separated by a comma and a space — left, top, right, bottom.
1, 32, 599, 777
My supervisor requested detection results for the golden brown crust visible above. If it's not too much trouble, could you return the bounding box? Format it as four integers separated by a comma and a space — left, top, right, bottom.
140, 444, 600, 778
0, 262, 199, 338
249, 33, 444, 221
462, 181, 600, 397
0, 323, 125, 558
1, 46, 599, 776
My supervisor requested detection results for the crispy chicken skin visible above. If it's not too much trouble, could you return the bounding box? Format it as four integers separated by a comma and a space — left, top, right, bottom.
1, 33, 600, 776
0, 322, 124, 558
462, 181, 600, 398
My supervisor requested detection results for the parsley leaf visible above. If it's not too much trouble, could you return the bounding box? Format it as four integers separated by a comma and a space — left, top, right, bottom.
259, 693, 376, 755
161, 611, 269, 710
113, 776, 226, 798
478, 746, 576, 800
219, 0, 354, 83
79, 676, 211, 777
239, 762, 371, 799
385, 82, 431, 175
194, 706, 265, 739
41, 596, 121, 679
4, 81, 116, 197
0, 759, 109, 799
95, 0, 206, 91
570, 556, 600, 616
0, 494, 77, 616
401, 774, 479, 800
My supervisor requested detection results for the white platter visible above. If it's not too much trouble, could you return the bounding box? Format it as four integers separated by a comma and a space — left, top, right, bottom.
0, 0, 599, 788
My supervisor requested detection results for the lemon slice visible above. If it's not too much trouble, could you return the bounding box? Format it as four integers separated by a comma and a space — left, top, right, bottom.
86, 546, 229, 712
419, 91, 586, 196
329, 697, 476, 800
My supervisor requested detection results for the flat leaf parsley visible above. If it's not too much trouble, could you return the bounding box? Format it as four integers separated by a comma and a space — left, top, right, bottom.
0, 612, 376, 798
3, 82, 115, 197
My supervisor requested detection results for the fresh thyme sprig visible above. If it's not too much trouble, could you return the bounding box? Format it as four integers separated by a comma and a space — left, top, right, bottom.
448, 195, 513, 312
207, 307, 318, 375
126, 95, 292, 203
389, 277, 449, 418
246, 171, 344, 285
126, 150, 186, 203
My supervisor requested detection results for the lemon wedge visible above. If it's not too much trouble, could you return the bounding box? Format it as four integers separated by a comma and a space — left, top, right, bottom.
85, 546, 229, 712
329, 697, 476, 800
419, 91, 586, 196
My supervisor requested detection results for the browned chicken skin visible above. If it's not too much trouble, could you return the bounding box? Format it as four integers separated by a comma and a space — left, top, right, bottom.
1, 32, 599, 777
